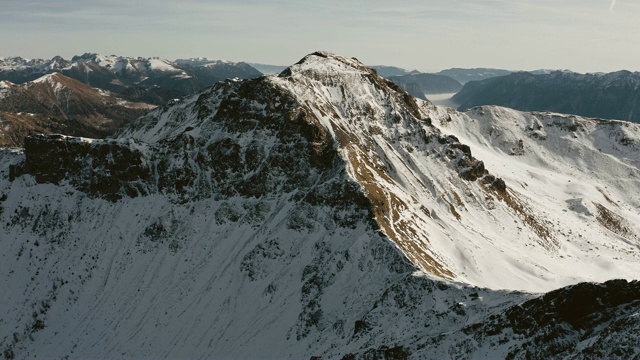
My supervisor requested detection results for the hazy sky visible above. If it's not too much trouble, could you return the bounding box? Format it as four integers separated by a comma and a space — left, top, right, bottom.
1, 0, 639, 73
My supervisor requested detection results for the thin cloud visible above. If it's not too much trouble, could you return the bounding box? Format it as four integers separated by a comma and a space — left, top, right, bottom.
610, 0, 617, 13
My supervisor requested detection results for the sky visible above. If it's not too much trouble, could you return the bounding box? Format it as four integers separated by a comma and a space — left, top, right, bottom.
1, 0, 639, 73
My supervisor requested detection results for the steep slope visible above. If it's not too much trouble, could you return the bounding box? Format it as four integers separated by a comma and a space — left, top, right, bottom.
1, 52, 639, 359
266, 53, 640, 291
453, 70, 640, 122
437, 105, 640, 289
0, 73, 153, 147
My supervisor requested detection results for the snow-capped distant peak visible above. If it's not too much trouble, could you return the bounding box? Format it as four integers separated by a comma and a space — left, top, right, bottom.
91, 54, 119, 68
0, 56, 34, 71
147, 57, 179, 72
64, 54, 181, 74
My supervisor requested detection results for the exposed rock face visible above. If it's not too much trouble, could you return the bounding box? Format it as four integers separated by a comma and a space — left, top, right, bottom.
1, 52, 639, 359
446, 280, 640, 359
23, 135, 151, 201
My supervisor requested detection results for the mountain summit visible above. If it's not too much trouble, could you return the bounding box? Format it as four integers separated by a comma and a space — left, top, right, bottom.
1, 51, 639, 359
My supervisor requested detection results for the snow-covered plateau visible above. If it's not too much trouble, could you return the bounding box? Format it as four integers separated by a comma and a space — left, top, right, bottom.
1, 51, 639, 359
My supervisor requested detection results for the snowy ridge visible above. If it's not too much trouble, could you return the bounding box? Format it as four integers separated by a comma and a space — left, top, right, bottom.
174, 58, 236, 67
1, 51, 639, 359
0, 56, 69, 73
66, 54, 188, 80
270, 52, 640, 291
0, 54, 252, 77
29, 73, 68, 93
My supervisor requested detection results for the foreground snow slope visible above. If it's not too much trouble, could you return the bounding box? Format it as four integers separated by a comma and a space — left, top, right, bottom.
1, 51, 639, 359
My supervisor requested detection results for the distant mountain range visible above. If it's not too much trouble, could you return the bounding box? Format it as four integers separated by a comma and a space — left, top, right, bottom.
369, 65, 420, 78
435, 68, 514, 84
0, 54, 262, 105
369, 66, 555, 99
369, 66, 463, 98
388, 73, 463, 99
371, 65, 554, 84
453, 70, 640, 123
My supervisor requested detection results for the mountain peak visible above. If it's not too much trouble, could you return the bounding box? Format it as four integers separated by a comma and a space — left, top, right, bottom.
28, 72, 96, 92
279, 51, 372, 78
71, 52, 101, 62
7, 51, 640, 292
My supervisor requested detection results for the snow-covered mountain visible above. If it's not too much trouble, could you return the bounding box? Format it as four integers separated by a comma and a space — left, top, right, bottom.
0, 56, 70, 83
0, 54, 263, 106
1, 51, 639, 359
0, 73, 153, 147
63, 53, 190, 91
453, 70, 640, 123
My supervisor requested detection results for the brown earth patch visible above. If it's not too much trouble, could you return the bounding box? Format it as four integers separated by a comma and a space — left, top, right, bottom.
344, 143, 454, 279
488, 185, 557, 250
593, 202, 635, 239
